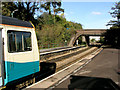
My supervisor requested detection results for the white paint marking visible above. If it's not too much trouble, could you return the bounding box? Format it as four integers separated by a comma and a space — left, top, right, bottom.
79, 70, 91, 74
115, 82, 119, 85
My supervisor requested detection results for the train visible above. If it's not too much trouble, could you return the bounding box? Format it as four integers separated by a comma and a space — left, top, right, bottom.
0, 15, 56, 89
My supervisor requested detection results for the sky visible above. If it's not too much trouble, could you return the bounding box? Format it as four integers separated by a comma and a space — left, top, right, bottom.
61, 1, 118, 29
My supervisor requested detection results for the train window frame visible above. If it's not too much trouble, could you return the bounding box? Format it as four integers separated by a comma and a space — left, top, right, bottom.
7, 30, 32, 53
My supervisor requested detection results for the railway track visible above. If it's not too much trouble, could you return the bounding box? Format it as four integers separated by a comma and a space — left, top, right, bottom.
40, 46, 85, 53
40, 46, 98, 71
40, 46, 84, 61
41, 47, 88, 62
56, 47, 98, 71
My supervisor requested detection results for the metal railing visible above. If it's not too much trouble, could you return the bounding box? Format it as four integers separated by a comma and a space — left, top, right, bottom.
39, 43, 68, 49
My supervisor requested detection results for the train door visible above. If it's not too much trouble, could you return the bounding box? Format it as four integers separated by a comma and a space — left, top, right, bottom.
0, 28, 3, 87
6, 29, 39, 83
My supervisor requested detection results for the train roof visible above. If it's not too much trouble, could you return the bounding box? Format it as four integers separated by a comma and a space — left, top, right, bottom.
0, 15, 33, 28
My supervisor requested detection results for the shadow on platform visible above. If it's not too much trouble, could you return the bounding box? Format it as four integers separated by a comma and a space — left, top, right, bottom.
68, 75, 120, 90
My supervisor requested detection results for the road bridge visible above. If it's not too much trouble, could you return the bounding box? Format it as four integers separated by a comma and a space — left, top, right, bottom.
69, 29, 107, 46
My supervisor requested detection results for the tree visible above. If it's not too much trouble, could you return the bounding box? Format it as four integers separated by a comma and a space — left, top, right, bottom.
36, 12, 82, 48
91, 39, 96, 43
107, 1, 120, 27
41, 2, 52, 15
2, 1, 40, 26
105, 1, 120, 47
99, 37, 104, 43
41, 1, 64, 15
2, 2, 15, 16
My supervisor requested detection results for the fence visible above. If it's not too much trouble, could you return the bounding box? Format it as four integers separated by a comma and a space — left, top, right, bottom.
39, 43, 68, 49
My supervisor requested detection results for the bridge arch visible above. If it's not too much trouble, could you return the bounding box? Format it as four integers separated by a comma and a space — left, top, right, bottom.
68, 29, 107, 46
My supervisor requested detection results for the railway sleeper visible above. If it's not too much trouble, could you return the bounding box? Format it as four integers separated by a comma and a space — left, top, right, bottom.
47, 47, 90, 63
40, 47, 82, 61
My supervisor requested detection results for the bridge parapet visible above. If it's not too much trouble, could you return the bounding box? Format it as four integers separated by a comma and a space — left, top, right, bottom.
69, 29, 107, 46
77, 29, 107, 36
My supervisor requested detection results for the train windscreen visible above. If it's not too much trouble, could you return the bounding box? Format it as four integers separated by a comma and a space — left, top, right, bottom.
0, 29, 2, 77
0, 29, 2, 87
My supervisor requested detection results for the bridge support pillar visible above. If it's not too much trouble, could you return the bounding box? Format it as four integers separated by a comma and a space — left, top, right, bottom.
82, 36, 86, 42
85, 36, 89, 46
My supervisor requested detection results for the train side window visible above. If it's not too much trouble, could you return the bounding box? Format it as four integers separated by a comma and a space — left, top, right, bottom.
23, 32, 32, 51
8, 31, 32, 53
15, 32, 23, 52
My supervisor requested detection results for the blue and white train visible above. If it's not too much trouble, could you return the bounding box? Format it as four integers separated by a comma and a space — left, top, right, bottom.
0, 15, 56, 89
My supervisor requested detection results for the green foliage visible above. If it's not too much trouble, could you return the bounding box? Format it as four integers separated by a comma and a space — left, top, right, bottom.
91, 39, 96, 43
40, 1, 64, 15
99, 37, 104, 43
107, 1, 120, 27
105, 28, 120, 47
81, 42, 86, 46
2, 2, 15, 16
78, 36, 82, 44
2, 2, 40, 26
36, 13, 82, 48
105, 1, 120, 48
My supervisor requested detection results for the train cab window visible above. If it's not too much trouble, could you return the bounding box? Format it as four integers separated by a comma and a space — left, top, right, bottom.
8, 31, 32, 52
8, 32, 16, 52
0, 29, 2, 77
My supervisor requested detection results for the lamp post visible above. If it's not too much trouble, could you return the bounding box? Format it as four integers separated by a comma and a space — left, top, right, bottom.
11, 9, 18, 18
65, 40, 67, 46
